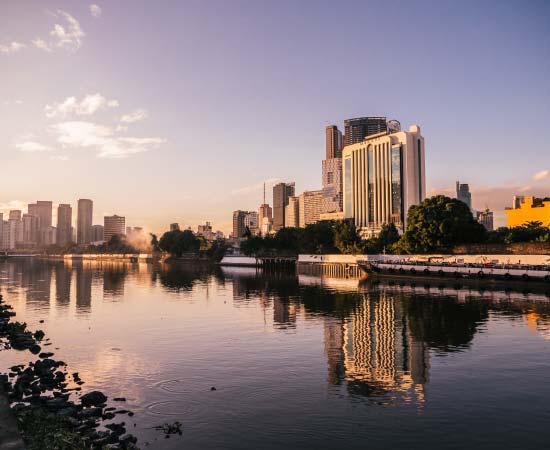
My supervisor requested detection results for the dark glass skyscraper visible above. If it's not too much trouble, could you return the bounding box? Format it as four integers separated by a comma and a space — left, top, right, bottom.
344, 117, 387, 146
272, 182, 295, 231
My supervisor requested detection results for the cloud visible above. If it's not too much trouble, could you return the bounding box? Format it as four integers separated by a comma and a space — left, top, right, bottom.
0, 41, 26, 54
533, 170, 549, 181
90, 4, 102, 18
49, 10, 85, 51
231, 178, 281, 195
32, 38, 52, 52
0, 200, 28, 216
120, 109, 148, 123
45, 93, 119, 118
51, 155, 69, 161
49, 120, 164, 159
15, 141, 52, 152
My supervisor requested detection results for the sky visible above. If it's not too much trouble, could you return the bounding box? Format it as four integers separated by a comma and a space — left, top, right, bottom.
1, 0, 549, 234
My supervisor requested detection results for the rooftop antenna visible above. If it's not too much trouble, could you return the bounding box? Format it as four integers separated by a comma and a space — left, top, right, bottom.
263, 182, 266, 205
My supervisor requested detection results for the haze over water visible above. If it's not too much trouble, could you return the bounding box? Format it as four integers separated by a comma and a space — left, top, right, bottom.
1, 259, 550, 449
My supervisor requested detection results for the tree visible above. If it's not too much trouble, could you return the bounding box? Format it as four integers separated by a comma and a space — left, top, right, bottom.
398, 195, 487, 253
150, 233, 160, 252
159, 229, 200, 256
333, 220, 364, 254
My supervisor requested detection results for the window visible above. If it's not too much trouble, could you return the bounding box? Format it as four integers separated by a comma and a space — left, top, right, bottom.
327, 172, 334, 184
368, 146, 374, 223
391, 145, 403, 220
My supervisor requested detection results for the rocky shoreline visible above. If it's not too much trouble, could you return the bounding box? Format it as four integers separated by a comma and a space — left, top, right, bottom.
0, 293, 140, 449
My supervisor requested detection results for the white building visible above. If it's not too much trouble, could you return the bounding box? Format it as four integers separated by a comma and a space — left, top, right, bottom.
342, 125, 425, 236
299, 190, 324, 228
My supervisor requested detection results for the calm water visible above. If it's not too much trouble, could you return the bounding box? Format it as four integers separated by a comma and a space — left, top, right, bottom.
1, 259, 550, 450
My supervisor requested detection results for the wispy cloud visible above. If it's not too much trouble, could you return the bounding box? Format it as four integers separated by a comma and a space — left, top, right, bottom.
90, 4, 102, 18
120, 109, 148, 124
3, 10, 85, 55
533, 170, 549, 181
45, 93, 119, 118
49, 121, 164, 159
51, 155, 69, 161
231, 178, 281, 195
0, 200, 28, 216
49, 10, 85, 51
0, 41, 26, 54
15, 141, 52, 152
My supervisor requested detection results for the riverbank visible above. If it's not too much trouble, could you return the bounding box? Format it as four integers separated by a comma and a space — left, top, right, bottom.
0, 294, 140, 449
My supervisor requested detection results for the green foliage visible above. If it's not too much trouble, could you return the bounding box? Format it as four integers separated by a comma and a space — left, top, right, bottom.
398, 195, 487, 253
333, 220, 364, 254
206, 239, 229, 262
159, 229, 201, 256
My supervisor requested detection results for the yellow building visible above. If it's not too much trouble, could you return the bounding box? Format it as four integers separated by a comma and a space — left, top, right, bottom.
505, 196, 550, 227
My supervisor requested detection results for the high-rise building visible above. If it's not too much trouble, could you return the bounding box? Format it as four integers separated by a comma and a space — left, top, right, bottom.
103, 215, 126, 242
43, 226, 57, 246
273, 182, 295, 231
56, 204, 72, 245
91, 224, 104, 242
299, 190, 324, 228
170, 223, 180, 232
344, 117, 387, 147
244, 212, 259, 236
343, 124, 425, 236
456, 181, 472, 210
9, 210, 21, 221
28, 201, 53, 245
77, 199, 93, 245
285, 196, 300, 228
197, 222, 215, 241
326, 125, 343, 159
476, 208, 494, 231
232, 210, 248, 239
321, 158, 343, 214
0, 214, 3, 249
22, 214, 40, 247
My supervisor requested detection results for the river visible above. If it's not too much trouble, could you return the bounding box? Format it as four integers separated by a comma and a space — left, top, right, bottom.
1, 259, 550, 449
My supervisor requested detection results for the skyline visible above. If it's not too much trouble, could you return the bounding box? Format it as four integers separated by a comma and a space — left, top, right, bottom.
1, 0, 550, 234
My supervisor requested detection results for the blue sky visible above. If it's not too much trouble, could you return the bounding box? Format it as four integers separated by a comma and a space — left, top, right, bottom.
1, 0, 549, 232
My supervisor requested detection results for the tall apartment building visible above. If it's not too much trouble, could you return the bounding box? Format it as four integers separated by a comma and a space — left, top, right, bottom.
56, 204, 72, 245
285, 196, 300, 228
77, 199, 93, 245
456, 181, 472, 210
299, 190, 324, 228
476, 208, 494, 231
0, 214, 3, 248
28, 201, 53, 244
343, 124, 425, 236
104, 215, 126, 242
321, 158, 343, 214
273, 182, 295, 231
344, 117, 387, 147
22, 214, 40, 247
91, 224, 104, 242
326, 125, 343, 159
9, 210, 21, 221
232, 210, 248, 239
43, 226, 57, 246
244, 212, 259, 236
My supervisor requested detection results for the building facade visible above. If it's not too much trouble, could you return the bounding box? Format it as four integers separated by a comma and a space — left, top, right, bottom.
285, 196, 300, 228
505, 196, 550, 227
342, 124, 426, 236
321, 158, 343, 214
103, 215, 126, 242
476, 208, 494, 231
456, 181, 472, 210
244, 212, 259, 236
56, 204, 73, 245
91, 225, 104, 243
77, 199, 93, 245
273, 182, 295, 231
344, 117, 387, 147
299, 190, 324, 228
232, 210, 248, 239
326, 125, 343, 159
22, 214, 40, 247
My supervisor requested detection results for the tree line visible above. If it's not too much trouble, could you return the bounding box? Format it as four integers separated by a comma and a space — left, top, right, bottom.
240, 195, 550, 256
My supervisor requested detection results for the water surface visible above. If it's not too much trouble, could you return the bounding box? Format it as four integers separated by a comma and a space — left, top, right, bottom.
1, 259, 550, 450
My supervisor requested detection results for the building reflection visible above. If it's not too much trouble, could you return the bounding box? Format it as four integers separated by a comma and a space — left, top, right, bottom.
55, 263, 72, 308
324, 292, 429, 405
75, 263, 92, 313
103, 265, 126, 299
23, 261, 52, 311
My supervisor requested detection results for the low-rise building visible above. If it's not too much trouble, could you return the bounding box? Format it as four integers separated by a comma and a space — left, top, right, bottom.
104, 215, 126, 242
476, 208, 494, 231
505, 196, 550, 227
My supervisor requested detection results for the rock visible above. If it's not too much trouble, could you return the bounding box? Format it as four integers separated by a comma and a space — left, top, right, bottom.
113, 397, 126, 402
80, 390, 107, 407
210, 386, 217, 391
39, 352, 54, 358
29, 344, 41, 354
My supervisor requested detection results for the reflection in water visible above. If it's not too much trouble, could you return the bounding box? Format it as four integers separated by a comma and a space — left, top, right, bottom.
1, 260, 550, 450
